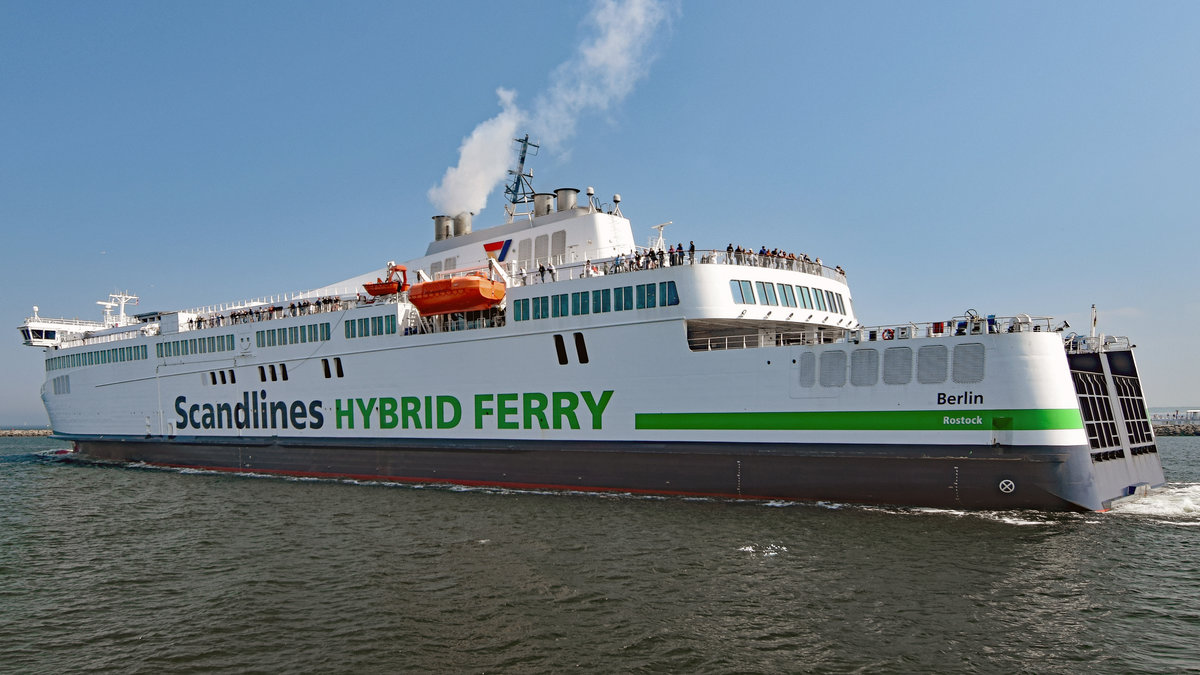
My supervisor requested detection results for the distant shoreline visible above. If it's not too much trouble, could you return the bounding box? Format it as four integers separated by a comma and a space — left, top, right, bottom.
0, 429, 53, 437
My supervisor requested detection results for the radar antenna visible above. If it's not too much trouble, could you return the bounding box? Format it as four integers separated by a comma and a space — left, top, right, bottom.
648, 221, 673, 251
97, 291, 139, 327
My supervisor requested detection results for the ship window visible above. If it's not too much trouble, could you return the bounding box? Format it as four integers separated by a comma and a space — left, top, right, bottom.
386, 315, 397, 334
550, 230, 566, 260
730, 280, 745, 303
280, 364, 287, 381
334, 357, 344, 378
359, 318, 369, 336
798, 352, 816, 387
532, 297, 544, 320
659, 281, 679, 306
518, 238, 532, 268
172, 342, 180, 357
290, 326, 298, 343
851, 348, 879, 386
219, 370, 227, 385
320, 323, 330, 341
346, 321, 355, 338
229, 369, 236, 384
756, 282, 778, 306
208, 336, 216, 352
227, 335, 234, 351
812, 289, 827, 312
917, 345, 949, 384
322, 359, 331, 378
572, 291, 589, 315
190, 339, 198, 353
554, 334, 568, 365
267, 331, 276, 347
258, 366, 266, 382
826, 291, 839, 314
574, 332, 589, 364
819, 350, 847, 387
213, 372, 220, 385
780, 284, 797, 307
593, 289, 611, 313
953, 343, 985, 383
614, 286, 627, 311
552, 295, 562, 318
797, 286, 813, 309
299, 327, 307, 343
836, 294, 847, 315
269, 365, 277, 381
883, 347, 913, 385
739, 280, 755, 304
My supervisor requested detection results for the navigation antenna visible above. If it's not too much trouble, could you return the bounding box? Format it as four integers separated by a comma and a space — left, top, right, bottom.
97, 291, 139, 327
503, 134, 539, 223
648, 221, 673, 251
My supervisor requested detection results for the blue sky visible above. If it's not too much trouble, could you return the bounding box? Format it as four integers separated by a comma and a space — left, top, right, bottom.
2, 0, 1198, 425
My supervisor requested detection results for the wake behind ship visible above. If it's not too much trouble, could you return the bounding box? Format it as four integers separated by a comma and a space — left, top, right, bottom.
18, 138, 1165, 511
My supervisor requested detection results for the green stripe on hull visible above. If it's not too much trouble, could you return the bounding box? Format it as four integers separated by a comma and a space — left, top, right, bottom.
633, 409, 1084, 431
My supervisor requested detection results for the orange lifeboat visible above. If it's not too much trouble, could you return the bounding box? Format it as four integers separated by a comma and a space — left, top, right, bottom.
408, 273, 506, 315
362, 264, 409, 297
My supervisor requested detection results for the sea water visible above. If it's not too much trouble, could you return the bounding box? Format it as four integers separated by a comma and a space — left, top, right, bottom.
1, 436, 1197, 673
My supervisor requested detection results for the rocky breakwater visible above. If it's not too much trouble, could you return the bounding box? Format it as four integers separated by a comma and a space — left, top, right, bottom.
0, 429, 53, 437
1153, 423, 1200, 437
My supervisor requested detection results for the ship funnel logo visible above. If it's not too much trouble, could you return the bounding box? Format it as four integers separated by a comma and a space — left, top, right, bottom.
483, 239, 512, 262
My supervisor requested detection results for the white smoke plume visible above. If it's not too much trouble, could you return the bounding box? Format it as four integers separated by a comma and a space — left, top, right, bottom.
427, 88, 523, 217
427, 0, 672, 218
531, 0, 671, 149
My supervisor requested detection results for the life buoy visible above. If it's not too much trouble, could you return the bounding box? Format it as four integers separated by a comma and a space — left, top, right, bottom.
882, 329, 895, 340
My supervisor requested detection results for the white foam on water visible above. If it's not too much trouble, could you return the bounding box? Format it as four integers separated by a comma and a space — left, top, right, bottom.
738, 544, 788, 557
1111, 483, 1200, 521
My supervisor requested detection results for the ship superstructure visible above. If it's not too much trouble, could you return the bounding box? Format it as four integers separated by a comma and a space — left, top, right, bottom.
18, 139, 1165, 511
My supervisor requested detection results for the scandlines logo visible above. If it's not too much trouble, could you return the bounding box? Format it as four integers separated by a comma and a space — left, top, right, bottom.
483, 239, 512, 262
174, 392, 324, 430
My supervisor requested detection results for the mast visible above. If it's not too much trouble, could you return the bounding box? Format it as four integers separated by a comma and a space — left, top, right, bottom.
503, 134, 539, 222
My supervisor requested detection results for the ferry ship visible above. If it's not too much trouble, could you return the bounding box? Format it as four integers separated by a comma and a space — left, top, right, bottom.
18, 138, 1165, 511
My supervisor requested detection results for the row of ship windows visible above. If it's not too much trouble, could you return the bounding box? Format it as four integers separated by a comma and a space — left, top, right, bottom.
345, 315, 397, 339
256, 322, 333, 348
732, 280, 847, 315
797, 344, 985, 387
203, 358, 345, 384
513, 282, 681, 322
157, 335, 236, 359
46, 344, 150, 371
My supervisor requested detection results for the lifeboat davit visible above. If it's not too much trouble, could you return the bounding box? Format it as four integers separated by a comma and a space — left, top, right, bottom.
408, 273, 506, 315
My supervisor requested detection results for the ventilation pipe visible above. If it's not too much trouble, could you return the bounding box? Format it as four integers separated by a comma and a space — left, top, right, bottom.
453, 212, 472, 237
554, 187, 579, 212
432, 215, 453, 241
533, 193, 555, 217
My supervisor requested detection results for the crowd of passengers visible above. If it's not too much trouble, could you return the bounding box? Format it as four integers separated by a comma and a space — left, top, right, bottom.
519, 243, 846, 284
189, 296, 343, 330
